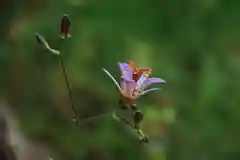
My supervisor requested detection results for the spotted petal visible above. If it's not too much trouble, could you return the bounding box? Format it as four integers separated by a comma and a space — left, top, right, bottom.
118, 62, 133, 81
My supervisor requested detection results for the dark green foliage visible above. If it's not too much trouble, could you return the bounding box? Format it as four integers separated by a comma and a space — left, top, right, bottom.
0, 0, 240, 159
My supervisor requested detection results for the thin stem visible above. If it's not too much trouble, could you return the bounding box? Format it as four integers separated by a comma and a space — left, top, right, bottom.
59, 40, 79, 124
114, 112, 145, 138
77, 112, 110, 124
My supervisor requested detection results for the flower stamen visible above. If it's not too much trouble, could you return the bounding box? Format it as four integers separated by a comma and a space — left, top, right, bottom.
128, 61, 152, 81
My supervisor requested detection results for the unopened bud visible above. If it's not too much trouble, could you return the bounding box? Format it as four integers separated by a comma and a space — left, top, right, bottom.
35, 33, 49, 48
138, 135, 149, 143
60, 14, 71, 39
133, 110, 143, 127
35, 33, 60, 55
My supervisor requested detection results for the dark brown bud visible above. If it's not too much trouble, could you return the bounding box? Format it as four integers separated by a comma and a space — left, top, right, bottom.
60, 14, 71, 39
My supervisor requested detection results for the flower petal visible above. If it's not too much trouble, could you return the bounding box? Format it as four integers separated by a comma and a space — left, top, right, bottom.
140, 77, 166, 90
119, 62, 128, 70
137, 88, 161, 98
102, 68, 124, 94
121, 78, 136, 97
136, 72, 151, 90
118, 62, 133, 81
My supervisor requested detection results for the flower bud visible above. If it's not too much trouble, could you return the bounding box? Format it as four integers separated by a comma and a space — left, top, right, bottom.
35, 33, 60, 55
138, 135, 149, 143
35, 33, 49, 48
60, 14, 71, 39
133, 110, 143, 127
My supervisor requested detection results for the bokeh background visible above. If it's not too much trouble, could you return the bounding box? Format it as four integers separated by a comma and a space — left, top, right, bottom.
1, 0, 240, 160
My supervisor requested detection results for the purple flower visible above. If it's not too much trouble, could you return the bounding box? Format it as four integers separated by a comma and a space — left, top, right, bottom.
102, 61, 166, 104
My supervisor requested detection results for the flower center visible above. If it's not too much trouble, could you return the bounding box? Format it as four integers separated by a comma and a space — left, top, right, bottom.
128, 61, 152, 81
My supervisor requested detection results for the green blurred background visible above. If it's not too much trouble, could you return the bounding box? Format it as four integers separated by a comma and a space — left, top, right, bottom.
1, 0, 240, 160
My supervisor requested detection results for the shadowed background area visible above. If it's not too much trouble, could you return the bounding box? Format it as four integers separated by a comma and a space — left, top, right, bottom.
0, 0, 240, 160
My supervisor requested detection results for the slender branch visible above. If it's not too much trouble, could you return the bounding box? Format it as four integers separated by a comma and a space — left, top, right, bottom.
59, 40, 79, 124
113, 112, 146, 139
77, 112, 110, 124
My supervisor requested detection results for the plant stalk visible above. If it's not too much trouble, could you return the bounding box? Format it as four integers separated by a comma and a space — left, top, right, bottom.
59, 40, 79, 124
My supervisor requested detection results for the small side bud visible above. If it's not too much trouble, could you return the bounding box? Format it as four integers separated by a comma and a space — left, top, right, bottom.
60, 14, 71, 39
133, 110, 143, 128
35, 33, 60, 55
35, 33, 49, 48
138, 135, 149, 143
